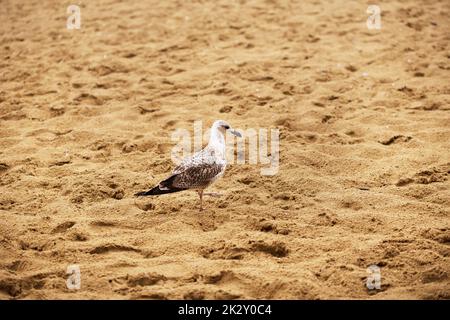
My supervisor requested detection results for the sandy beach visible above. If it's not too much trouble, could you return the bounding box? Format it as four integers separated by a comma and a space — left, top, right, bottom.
0, 0, 449, 299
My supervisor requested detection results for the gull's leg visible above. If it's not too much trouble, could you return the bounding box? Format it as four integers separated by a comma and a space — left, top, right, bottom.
197, 190, 204, 211
203, 192, 223, 198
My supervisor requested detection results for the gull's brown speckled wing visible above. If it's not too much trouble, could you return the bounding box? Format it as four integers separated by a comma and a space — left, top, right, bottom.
159, 146, 226, 190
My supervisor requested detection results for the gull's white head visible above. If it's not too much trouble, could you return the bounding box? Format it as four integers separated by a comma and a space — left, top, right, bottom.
211, 120, 242, 137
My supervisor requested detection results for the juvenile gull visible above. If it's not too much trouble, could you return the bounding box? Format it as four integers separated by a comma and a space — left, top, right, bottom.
135, 120, 242, 211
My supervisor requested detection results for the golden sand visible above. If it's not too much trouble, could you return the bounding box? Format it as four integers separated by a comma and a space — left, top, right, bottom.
0, 0, 449, 299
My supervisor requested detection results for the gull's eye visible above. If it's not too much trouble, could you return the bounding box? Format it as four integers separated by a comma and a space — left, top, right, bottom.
223, 125, 230, 130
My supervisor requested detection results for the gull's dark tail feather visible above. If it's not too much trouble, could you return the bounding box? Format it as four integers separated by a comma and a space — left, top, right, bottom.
134, 175, 186, 197
134, 185, 183, 196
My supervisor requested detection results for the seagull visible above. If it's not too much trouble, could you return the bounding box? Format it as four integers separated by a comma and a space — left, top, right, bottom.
135, 120, 242, 211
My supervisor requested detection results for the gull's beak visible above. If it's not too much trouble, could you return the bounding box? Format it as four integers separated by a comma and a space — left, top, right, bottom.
230, 129, 242, 137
